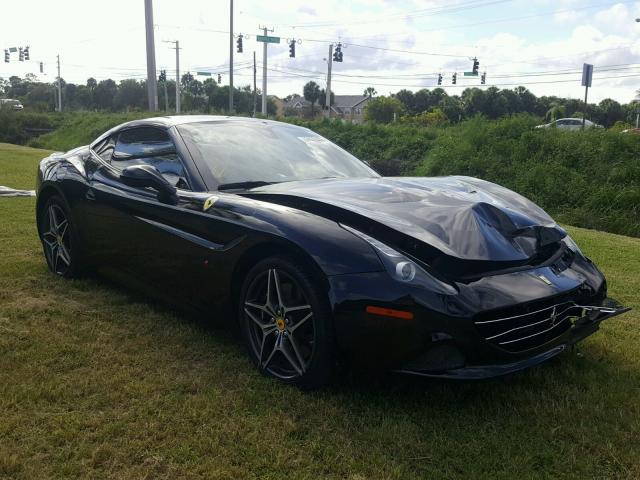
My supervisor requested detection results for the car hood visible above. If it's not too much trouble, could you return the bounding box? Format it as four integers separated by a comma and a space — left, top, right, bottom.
245, 176, 566, 263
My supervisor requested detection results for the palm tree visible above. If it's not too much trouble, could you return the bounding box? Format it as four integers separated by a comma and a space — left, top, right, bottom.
545, 103, 566, 122
303, 81, 321, 116
364, 87, 377, 98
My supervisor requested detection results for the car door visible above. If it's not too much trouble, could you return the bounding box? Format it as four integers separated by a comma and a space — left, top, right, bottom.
84, 126, 220, 305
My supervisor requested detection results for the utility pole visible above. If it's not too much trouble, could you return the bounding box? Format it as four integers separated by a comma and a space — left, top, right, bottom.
144, 0, 158, 111
325, 44, 333, 118
164, 40, 181, 113
175, 41, 181, 113
253, 51, 257, 116
259, 26, 273, 115
163, 76, 169, 111
229, 0, 234, 112
56, 55, 62, 112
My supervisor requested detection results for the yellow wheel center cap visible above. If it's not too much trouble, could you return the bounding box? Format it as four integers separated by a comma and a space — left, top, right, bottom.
275, 317, 286, 331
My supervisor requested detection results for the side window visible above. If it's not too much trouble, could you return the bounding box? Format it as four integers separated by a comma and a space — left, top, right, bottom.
112, 127, 190, 189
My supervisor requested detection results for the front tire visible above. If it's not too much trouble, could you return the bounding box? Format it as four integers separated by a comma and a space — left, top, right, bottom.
239, 256, 334, 390
38, 195, 83, 278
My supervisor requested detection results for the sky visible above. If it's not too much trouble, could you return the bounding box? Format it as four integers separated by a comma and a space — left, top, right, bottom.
1, 0, 639, 103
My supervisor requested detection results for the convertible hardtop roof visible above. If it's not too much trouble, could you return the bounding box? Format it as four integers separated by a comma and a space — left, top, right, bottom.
91, 115, 301, 148
115, 115, 288, 129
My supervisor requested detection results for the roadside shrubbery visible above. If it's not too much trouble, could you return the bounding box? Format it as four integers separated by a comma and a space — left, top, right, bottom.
0, 111, 60, 145
292, 118, 440, 175
416, 115, 640, 237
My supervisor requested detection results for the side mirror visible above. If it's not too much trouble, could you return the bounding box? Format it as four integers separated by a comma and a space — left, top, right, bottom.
120, 164, 178, 204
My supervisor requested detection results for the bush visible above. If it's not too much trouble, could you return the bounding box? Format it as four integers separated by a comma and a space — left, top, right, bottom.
0, 111, 60, 145
400, 108, 449, 127
363, 97, 404, 123
292, 118, 439, 175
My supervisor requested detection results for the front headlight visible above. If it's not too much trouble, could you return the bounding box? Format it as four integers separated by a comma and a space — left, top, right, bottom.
341, 224, 457, 295
562, 235, 583, 256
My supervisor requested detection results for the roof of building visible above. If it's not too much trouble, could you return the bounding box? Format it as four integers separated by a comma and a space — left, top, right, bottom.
284, 94, 310, 108
332, 95, 370, 108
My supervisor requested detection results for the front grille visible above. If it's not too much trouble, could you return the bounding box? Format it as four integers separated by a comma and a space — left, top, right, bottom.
474, 299, 587, 353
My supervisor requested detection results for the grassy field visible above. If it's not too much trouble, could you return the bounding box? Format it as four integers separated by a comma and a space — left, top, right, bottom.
1, 143, 639, 479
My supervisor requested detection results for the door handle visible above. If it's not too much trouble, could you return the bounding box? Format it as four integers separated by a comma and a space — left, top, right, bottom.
85, 189, 96, 201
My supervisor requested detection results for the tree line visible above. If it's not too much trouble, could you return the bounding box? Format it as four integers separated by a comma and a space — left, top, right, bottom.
362, 85, 639, 128
0, 74, 276, 115
2, 73, 638, 128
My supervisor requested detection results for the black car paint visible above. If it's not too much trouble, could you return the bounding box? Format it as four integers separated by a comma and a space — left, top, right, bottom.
36, 116, 628, 379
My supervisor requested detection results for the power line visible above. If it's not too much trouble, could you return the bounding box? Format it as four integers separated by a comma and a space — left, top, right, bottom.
283, 0, 514, 29
265, 62, 640, 81
258, 65, 640, 89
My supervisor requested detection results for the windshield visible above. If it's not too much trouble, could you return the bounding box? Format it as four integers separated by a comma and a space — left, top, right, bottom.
178, 121, 379, 187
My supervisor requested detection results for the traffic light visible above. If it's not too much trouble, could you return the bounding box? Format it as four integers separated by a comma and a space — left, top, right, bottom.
289, 39, 296, 58
236, 34, 243, 54
333, 43, 343, 62
452, 72, 457, 84
481, 72, 486, 84
217, 73, 222, 83
4, 50, 9, 63
24, 46, 29, 61
18, 47, 24, 61
159, 70, 166, 82
472, 57, 479, 75
437, 74, 442, 85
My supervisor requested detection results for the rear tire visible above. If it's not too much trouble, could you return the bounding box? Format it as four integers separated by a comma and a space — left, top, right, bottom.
37, 195, 84, 278
238, 255, 334, 390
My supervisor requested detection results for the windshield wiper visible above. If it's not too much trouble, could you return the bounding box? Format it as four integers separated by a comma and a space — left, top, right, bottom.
217, 180, 280, 191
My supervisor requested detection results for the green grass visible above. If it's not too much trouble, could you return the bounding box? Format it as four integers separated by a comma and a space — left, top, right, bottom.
1, 145, 639, 479
0, 143, 54, 190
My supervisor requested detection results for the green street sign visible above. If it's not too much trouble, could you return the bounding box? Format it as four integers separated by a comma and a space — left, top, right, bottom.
9, 47, 17, 53
256, 35, 280, 44
463, 72, 479, 76
196, 72, 212, 76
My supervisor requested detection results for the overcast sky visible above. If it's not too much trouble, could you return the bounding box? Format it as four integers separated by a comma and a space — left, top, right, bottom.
1, 0, 639, 102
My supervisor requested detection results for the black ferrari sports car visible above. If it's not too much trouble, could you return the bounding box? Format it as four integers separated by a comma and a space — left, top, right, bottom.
36, 115, 629, 388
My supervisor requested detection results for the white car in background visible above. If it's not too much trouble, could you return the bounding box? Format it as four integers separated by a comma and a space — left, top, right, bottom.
536, 118, 603, 130
0, 99, 24, 111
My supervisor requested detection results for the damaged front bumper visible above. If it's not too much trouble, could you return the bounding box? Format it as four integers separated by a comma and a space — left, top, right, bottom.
395, 300, 630, 380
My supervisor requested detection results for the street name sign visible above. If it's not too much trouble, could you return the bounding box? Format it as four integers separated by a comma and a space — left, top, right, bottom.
257, 35, 280, 44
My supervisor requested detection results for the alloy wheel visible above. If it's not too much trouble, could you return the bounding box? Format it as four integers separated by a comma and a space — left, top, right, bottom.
244, 268, 315, 380
41, 203, 72, 276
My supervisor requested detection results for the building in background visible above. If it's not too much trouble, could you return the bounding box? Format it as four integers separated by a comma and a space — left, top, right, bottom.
330, 95, 371, 123
283, 93, 372, 122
